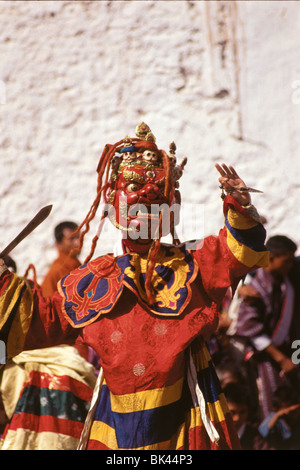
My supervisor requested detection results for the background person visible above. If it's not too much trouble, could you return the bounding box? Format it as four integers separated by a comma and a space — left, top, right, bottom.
41, 221, 81, 297
236, 235, 298, 420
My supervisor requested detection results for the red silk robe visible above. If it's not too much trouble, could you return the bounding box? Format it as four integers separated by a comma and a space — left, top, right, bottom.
0, 196, 269, 450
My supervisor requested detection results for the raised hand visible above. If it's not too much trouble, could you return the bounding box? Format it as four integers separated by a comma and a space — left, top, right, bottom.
215, 163, 251, 206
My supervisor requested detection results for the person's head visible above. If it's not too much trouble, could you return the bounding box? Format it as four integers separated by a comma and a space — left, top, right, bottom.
223, 382, 250, 431
54, 221, 80, 257
272, 385, 300, 426
272, 385, 299, 411
265, 235, 297, 277
216, 362, 245, 388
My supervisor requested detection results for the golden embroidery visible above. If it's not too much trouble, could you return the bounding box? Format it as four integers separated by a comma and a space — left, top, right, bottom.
124, 248, 191, 311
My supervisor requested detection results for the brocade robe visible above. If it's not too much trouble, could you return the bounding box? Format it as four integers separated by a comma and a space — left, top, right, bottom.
0, 196, 269, 450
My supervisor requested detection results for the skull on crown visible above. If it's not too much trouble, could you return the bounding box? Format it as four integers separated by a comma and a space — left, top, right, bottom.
142, 149, 159, 164
122, 150, 137, 163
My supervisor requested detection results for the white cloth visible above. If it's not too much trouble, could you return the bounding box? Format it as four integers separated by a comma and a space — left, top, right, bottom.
187, 349, 219, 444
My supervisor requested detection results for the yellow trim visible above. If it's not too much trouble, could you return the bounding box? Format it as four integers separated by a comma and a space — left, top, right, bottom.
226, 229, 269, 268
89, 419, 185, 450
89, 396, 229, 450
0, 275, 34, 361
0, 274, 28, 330
189, 396, 228, 426
207, 394, 228, 423
110, 377, 184, 413
6, 286, 33, 360
89, 421, 119, 449
189, 406, 205, 431
191, 341, 211, 371
124, 247, 194, 311
227, 207, 258, 230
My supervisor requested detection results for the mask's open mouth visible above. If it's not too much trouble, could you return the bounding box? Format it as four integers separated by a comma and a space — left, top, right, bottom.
108, 196, 174, 238
128, 203, 161, 220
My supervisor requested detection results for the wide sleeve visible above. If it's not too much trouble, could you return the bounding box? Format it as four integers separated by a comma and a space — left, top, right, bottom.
0, 270, 78, 363
190, 195, 269, 305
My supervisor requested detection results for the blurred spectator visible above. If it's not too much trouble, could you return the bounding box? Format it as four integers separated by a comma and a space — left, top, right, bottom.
235, 235, 299, 419
223, 382, 270, 450
258, 385, 300, 449
41, 221, 81, 297
216, 361, 246, 388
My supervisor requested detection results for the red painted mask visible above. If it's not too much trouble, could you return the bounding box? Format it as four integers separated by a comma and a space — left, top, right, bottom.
95, 124, 186, 253
106, 162, 178, 244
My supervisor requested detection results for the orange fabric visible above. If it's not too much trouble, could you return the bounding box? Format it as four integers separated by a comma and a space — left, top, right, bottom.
41, 251, 80, 297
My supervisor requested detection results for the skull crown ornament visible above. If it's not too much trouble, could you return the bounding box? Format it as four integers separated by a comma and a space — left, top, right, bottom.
110, 122, 187, 182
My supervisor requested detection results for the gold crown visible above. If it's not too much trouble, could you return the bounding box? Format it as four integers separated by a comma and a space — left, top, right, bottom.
135, 122, 156, 142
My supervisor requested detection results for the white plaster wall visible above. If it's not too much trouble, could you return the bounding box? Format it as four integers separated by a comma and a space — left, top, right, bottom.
0, 0, 299, 281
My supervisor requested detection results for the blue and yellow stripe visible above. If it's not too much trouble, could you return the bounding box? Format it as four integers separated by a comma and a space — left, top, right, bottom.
225, 207, 269, 268
88, 341, 237, 450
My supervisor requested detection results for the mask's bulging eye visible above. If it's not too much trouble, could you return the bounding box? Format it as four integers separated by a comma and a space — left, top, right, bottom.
126, 183, 141, 193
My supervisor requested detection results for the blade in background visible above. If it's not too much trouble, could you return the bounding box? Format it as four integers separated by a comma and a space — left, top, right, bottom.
0, 205, 53, 258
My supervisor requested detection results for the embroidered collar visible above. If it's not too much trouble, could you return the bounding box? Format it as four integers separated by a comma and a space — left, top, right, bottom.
58, 244, 198, 328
